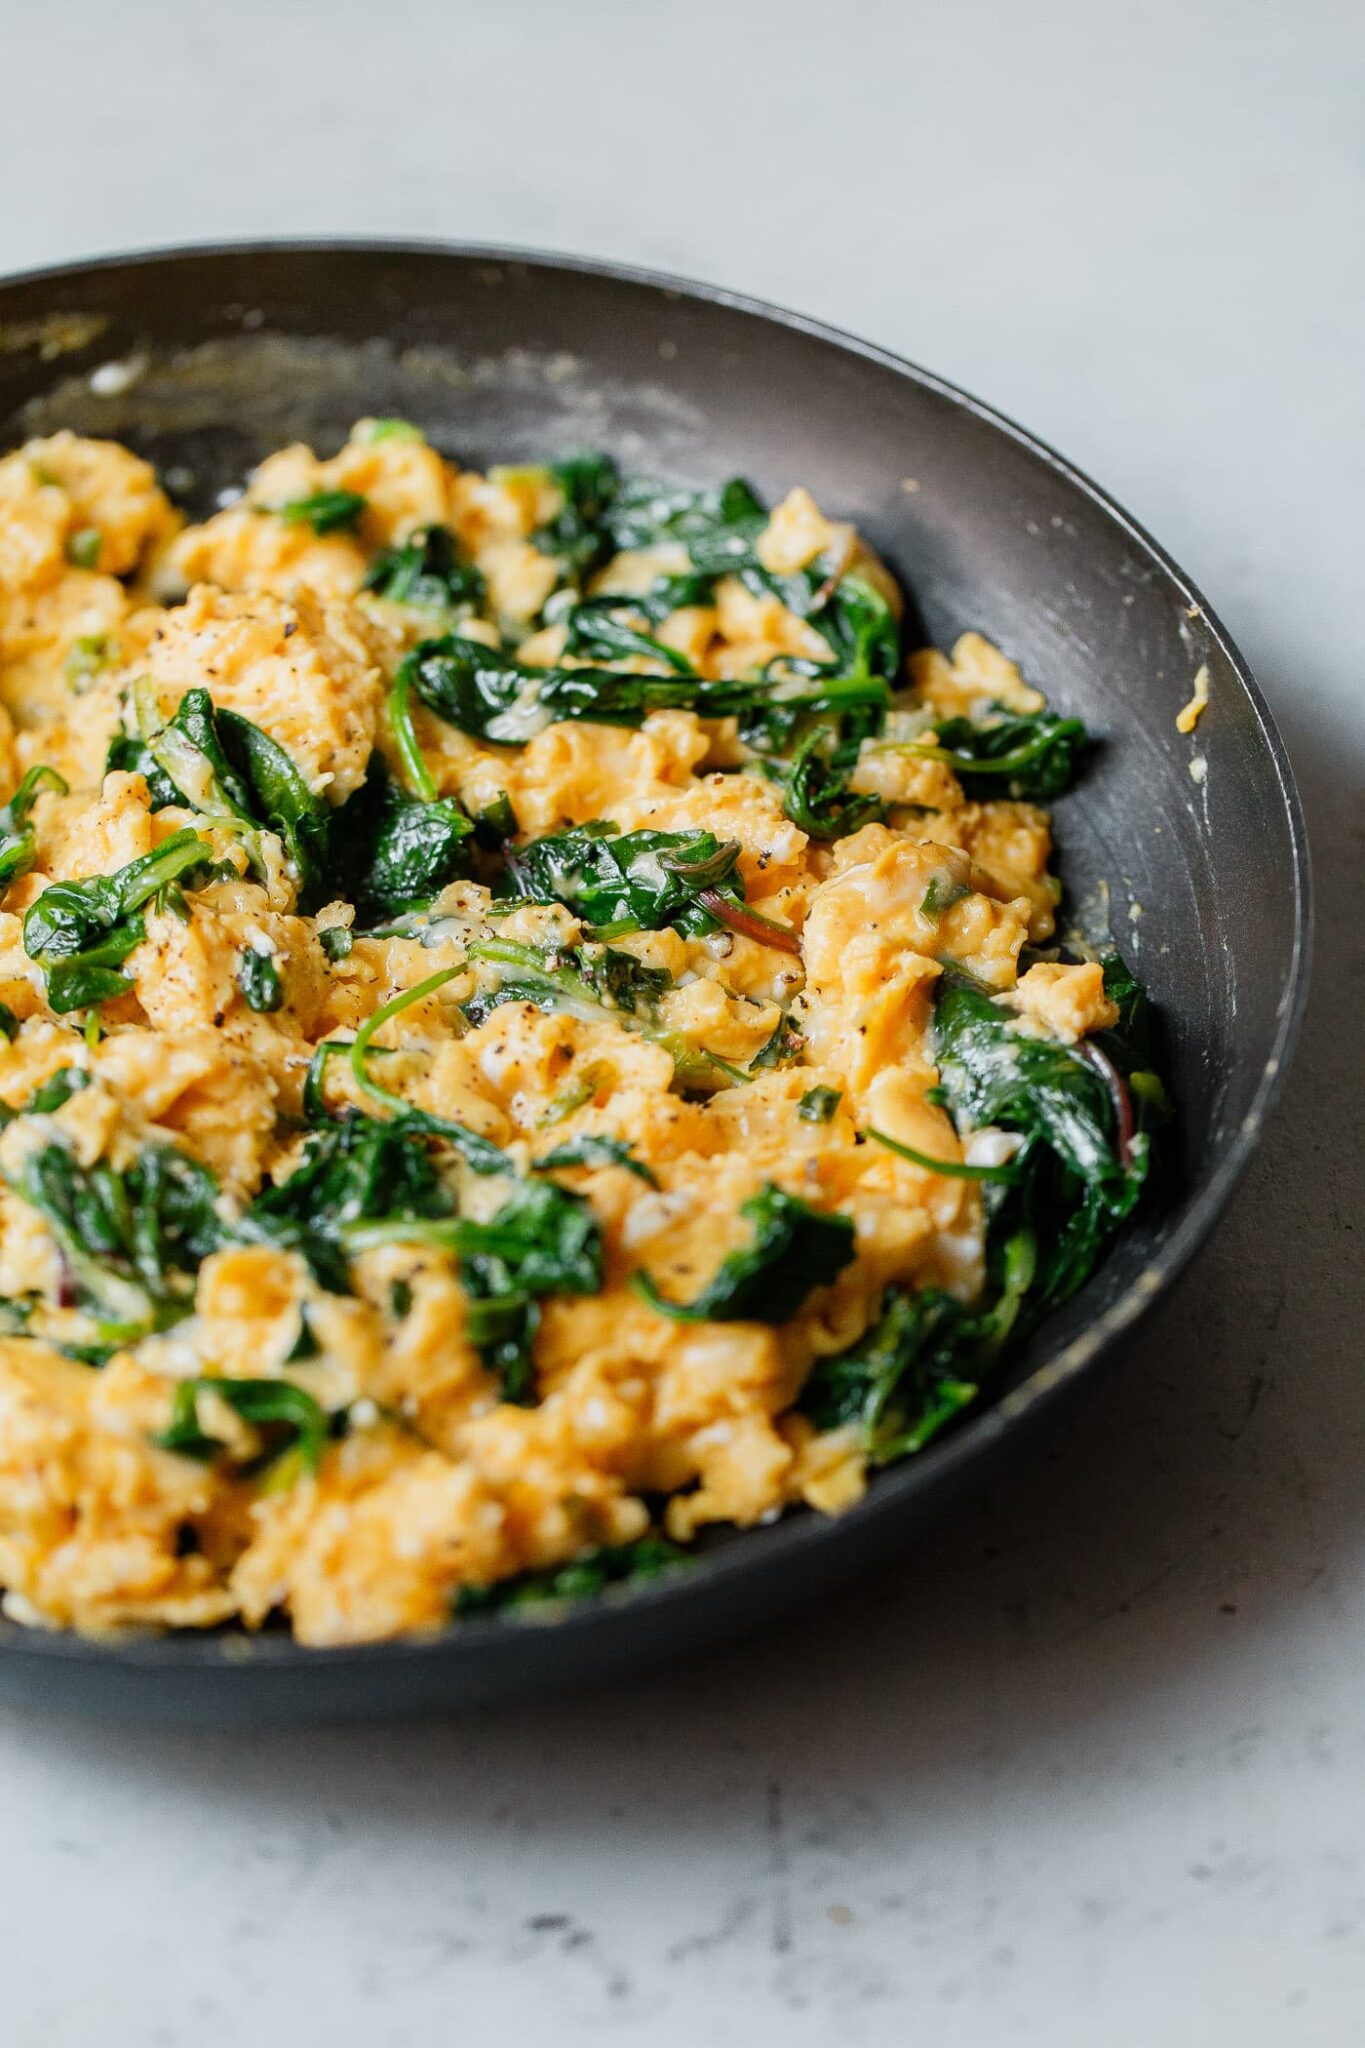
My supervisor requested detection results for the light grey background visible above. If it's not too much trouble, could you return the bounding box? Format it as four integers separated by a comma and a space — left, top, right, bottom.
0, 1, 1361, 2041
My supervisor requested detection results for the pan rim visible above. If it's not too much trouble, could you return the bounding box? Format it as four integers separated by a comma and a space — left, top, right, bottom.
0, 237, 1312, 1678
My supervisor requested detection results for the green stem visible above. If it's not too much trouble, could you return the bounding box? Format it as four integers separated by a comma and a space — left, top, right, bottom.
388, 666, 439, 802
865, 1125, 1020, 1183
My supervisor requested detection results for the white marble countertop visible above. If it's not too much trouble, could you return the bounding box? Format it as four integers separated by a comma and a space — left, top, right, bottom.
1, 2, 1361, 2040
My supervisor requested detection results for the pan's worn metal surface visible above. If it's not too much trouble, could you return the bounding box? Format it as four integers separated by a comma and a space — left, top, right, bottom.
0, 243, 1310, 1721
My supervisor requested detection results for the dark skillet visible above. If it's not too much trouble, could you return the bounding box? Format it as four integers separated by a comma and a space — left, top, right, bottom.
0, 243, 1309, 1722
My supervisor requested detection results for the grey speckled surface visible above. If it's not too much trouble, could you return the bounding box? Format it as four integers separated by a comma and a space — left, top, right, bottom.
0, 1, 1362, 2040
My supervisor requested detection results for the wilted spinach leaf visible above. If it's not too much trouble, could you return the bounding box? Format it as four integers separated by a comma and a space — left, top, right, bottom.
120, 683, 335, 903
917, 708, 1090, 801
798, 1085, 842, 1124
27, 1067, 87, 1114
455, 1536, 685, 1615
750, 1013, 806, 1071
105, 733, 182, 810
237, 947, 283, 1012
64, 634, 116, 692
402, 636, 890, 748
23, 826, 215, 1013
216, 705, 333, 898
331, 757, 472, 918
633, 1182, 855, 1323
562, 599, 696, 674
345, 1173, 602, 1405
777, 728, 884, 840
0, 764, 67, 889
244, 1116, 453, 1292
531, 454, 621, 583
799, 1288, 981, 1461
504, 822, 743, 938
463, 936, 669, 1027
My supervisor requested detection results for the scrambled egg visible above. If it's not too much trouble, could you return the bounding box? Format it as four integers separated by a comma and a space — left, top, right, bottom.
0, 423, 1119, 1646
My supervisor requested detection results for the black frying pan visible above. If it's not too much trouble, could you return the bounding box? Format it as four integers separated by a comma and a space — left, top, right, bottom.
0, 243, 1310, 1721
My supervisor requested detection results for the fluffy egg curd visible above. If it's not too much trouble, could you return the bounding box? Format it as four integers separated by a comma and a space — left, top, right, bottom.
0, 422, 1163, 1644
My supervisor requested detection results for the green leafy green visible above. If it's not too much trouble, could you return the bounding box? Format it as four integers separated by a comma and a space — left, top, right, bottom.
121, 683, 335, 904
751, 1012, 805, 1070
28, 1066, 89, 1114
455, 1536, 685, 1616
504, 822, 743, 939
64, 634, 116, 693
473, 792, 518, 848
345, 1175, 602, 1404
865, 1125, 1020, 1182
534, 1135, 658, 1185
0, 765, 67, 889
335, 967, 511, 1176
920, 872, 970, 919
362, 524, 484, 613
403, 637, 674, 742
215, 704, 333, 897
931, 963, 1150, 1310
384, 654, 439, 801
9, 1139, 222, 1331
244, 1115, 453, 1293
798, 958, 1162, 1469
777, 728, 884, 840
798, 1085, 841, 1124
331, 758, 472, 918
355, 418, 424, 445
274, 489, 367, 536
503, 821, 801, 953
23, 827, 214, 1012
151, 685, 266, 814
65, 526, 101, 569
464, 936, 667, 1024
906, 708, 1090, 801
536, 462, 900, 692
562, 598, 696, 674
604, 473, 764, 557
461, 935, 727, 1089
531, 454, 620, 584
104, 733, 181, 810
263, 961, 613, 1405
799, 1288, 981, 1461
402, 636, 889, 748
816, 574, 902, 687
491, 466, 911, 798
633, 1182, 855, 1323
304, 966, 613, 1400
238, 947, 283, 1013
155, 1376, 329, 1476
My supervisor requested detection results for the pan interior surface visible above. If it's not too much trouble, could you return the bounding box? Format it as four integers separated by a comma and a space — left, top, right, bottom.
0, 244, 1308, 1718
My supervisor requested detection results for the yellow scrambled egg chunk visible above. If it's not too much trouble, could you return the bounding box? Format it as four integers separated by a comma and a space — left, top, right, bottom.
0, 424, 1116, 1646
